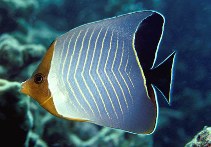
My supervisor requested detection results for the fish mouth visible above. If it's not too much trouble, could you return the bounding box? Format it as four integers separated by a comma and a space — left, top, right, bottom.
20, 81, 29, 95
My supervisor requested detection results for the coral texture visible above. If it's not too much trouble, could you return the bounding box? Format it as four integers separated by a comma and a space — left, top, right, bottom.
185, 126, 211, 147
0, 79, 31, 146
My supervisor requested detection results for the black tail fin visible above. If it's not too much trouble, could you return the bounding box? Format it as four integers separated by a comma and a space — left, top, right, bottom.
147, 52, 176, 104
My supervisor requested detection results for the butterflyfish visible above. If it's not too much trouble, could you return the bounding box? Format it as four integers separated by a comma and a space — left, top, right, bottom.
21, 10, 176, 134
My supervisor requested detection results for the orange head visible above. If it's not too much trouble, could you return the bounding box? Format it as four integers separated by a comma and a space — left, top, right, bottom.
21, 41, 59, 116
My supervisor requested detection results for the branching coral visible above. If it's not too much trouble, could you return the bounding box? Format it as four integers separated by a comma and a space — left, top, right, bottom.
0, 33, 47, 146
0, 79, 47, 147
68, 126, 153, 147
26, 131, 48, 147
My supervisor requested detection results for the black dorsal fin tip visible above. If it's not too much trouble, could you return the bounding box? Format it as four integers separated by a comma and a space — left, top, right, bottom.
135, 12, 165, 72
133, 12, 175, 104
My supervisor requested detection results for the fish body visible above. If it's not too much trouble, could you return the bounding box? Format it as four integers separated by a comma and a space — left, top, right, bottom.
21, 10, 176, 134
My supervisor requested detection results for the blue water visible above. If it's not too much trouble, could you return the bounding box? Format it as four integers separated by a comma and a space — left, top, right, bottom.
0, 0, 210, 146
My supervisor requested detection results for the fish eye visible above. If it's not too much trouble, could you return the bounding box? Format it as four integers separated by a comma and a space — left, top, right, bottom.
34, 73, 44, 84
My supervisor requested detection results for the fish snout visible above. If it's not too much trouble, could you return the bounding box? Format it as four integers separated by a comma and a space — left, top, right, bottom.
20, 81, 29, 95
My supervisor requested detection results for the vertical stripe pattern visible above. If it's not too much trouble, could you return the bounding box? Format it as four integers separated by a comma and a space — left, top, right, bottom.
49, 11, 159, 134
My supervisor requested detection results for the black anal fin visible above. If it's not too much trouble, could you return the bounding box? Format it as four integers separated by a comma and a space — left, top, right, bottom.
146, 52, 176, 104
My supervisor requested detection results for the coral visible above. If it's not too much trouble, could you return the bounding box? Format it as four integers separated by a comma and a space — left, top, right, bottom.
13, 20, 60, 46
1, 3, 153, 146
0, 0, 38, 17
0, 0, 38, 34
0, 79, 47, 147
68, 127, 153, 147
28, 107, 153, 147
0, 35, 47, 146
0, 79, 32, 146
0, 0, 210, 146
0, 34, 45, 80
185, 126, 211, 147
26, 131, 47, 147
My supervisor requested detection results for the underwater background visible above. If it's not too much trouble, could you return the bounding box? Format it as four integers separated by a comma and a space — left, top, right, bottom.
0, 0, 210, 147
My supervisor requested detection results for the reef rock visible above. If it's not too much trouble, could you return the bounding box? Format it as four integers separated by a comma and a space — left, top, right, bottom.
0, 79, 32, 146
185, 126, 211, 147
0, 34, 45, 80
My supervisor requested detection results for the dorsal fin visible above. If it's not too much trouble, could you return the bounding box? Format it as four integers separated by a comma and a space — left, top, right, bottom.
134, 13, 176, 104
135, 12, 164, 71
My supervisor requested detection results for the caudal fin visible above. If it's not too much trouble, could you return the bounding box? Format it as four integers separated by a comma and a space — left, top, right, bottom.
147, 52, 176, 104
